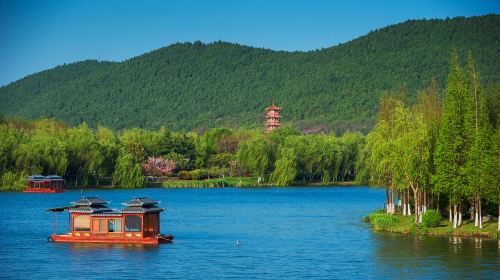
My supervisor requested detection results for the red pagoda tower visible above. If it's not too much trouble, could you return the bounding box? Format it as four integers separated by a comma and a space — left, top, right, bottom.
265, 99, 282, 132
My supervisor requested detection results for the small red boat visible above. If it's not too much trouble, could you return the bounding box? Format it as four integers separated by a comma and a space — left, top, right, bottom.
23, 175, 65, 193
47, 197, 174, 245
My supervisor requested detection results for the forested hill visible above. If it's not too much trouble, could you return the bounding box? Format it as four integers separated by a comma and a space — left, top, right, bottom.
1, 15, 499, 132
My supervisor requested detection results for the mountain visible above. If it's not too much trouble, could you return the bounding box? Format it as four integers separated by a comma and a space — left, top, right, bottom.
1, 15, 499, 133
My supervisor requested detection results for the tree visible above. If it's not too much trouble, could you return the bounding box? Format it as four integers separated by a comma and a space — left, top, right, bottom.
433, 52, 470, 228
463, 53, 498, 229
113, 151, 144, 188
237, 134, 272, 182
270, 147, 297, 186
143, 157, 176, 177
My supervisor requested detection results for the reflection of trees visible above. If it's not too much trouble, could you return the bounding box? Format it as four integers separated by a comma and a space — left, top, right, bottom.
371, 233, 499, 278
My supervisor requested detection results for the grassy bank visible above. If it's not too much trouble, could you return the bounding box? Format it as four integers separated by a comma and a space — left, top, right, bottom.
161, 177, 266, 188
365, 211, 499, 238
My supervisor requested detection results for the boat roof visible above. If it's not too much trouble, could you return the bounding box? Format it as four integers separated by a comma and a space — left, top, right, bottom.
49, 196, 165, 214
72, 197, 108, 206
122, 197, 160, 207
46, 206, 72, 212
121, 206, 165, 214
69, 205, 113, 213
28, 175, 64, 181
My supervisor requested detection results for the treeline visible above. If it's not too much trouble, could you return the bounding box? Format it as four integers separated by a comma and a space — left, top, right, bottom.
358, 52, 499, 229
1, 15, 499, 133
0, 120, 364, 191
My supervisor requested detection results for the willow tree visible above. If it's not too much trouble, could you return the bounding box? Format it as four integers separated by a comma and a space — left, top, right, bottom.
66, 123, 103, 186
237, 134, 272, 183
270, 147, 297, 186
112, 150, 144, 188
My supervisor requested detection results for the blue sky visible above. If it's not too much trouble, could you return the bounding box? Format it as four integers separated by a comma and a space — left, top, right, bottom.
0, 0, 498, 86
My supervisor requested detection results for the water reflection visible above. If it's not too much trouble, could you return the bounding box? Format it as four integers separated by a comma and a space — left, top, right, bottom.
66, 243, 161, 251
373, 233, 499, 278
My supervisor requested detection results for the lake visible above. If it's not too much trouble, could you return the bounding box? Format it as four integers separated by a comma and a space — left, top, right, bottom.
0, 187, 498, 279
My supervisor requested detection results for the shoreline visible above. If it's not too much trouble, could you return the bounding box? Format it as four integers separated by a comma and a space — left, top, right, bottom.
51, 178, 364, 190
365, 211, 499, 239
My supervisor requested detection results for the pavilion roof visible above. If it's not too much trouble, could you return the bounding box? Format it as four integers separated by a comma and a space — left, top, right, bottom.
68, 205, 114, 213
122, 197, 160, 207
72, 196, 109, 206
121, 206, 165, 214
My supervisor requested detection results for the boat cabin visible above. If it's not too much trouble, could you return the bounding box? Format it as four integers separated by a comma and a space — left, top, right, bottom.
48, 197, 173, 244
24, 175, 65, 193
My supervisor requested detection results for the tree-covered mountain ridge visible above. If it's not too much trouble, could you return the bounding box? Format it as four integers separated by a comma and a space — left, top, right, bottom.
1, 14, 499, 132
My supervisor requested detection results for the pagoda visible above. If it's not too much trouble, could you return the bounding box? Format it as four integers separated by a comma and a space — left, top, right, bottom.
265, 99, 282, 132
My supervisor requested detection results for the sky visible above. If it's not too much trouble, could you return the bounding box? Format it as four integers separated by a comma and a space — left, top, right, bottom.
0, 0, 498, 86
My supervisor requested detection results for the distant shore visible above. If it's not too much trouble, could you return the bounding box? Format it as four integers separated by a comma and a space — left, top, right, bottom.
59, 178, 362, 190
365, 211, 498, 239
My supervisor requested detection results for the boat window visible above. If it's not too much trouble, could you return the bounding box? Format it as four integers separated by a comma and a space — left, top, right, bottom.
92, 218, 107, 232
125, 216, 141, 232
74, 215, 90, 231
108, 219, 123, 233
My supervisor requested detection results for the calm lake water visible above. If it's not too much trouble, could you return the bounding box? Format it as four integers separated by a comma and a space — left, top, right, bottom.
0, 187, 498, 279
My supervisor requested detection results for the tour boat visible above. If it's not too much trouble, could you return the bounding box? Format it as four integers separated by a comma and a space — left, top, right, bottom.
23, 175, 65, 193
47, 197, 174, 245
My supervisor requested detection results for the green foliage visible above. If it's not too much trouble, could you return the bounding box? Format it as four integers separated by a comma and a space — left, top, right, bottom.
270, 147, 297, 186
1, 16, 499, 133
0, 171, 26, 191
177, 170, 191, 180
189, 169, 206, 180
206, 153, 236, 168
237, 135, 272, 181
366, 212, 398, 230
422, 210, 443, 227
112, 151, 144, 188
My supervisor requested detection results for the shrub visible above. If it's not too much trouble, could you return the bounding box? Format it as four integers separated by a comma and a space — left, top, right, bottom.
178, 170, 191, 180
422, 209, 442, 227
189, 169, 206, 180
367, 213, 397, 230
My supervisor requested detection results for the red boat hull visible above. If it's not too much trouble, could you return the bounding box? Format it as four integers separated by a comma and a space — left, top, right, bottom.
50, 233, 174, 245
23, 188, 65, 193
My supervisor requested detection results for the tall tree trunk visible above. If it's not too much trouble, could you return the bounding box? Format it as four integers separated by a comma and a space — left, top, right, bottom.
479, 198, 483, 229
449, 204, 452, 223
412, 185, 419, 224
423, 190, 427, 213
453, 204, 457, 229
407, 188, 411, 216
385, 188, 389, 214
474, 199, 479, 227
402, 194, 407, 216
458, 204, 462, 227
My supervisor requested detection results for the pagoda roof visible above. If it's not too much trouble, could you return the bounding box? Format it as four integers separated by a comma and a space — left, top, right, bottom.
122, 197, 160, 207
69, 205, 113, 214
45, 175, 63, 180
72, 197, 109, 206
121, 206, 165, 214
28, 175, 64, 181
121, 197, 164, 213
28, 175, 45, 181
265, 105, 282, 110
